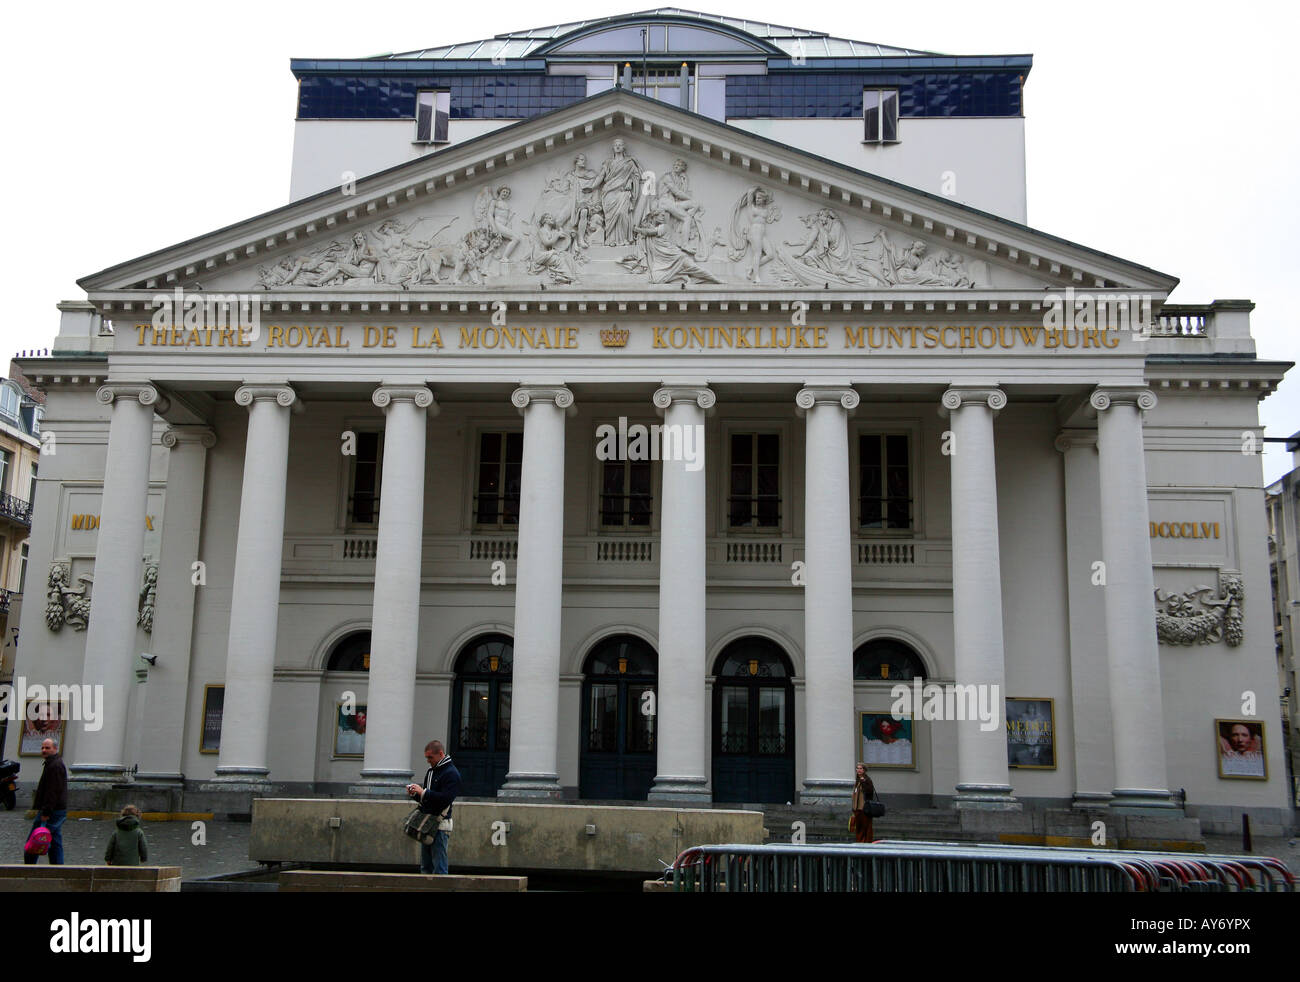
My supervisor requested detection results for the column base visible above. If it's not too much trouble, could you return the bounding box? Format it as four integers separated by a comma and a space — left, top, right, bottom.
352, 771, 414, 798
1108, 788, 1180, 813
69, 764, 131, 785
953, 784, 1022, 811
132, 773, 186, 787
648, 776, 711, 803
498, 772, 562, 799
799, 779, 854, 806
1071, 791, 1114, 810
204, 767, 273, 795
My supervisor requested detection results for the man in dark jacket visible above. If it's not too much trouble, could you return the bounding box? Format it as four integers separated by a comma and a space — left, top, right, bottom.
25, 738, 68, 864
406, 740, 461, 875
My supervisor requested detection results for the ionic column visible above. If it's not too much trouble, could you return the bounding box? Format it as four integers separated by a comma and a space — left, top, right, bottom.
649, 385, 713, 802
1090, 386, 1175, 810
72, 383, 166, 783
499, 385, 573, 798
797, 386, 859, 803
361, 385, 437, 790
214, 385, 298, 785
940, 386, 1017, 808
136, 425, 217, 785
1054, 430, 1115, 806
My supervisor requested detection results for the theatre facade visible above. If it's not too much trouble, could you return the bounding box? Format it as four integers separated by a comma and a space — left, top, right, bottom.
17, 12, 1293, 830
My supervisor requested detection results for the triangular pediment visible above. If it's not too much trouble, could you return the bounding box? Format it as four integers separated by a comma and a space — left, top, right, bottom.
79, 89, 1177, 300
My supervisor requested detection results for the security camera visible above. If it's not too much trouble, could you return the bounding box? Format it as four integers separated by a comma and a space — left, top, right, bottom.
140, 654, 158, 666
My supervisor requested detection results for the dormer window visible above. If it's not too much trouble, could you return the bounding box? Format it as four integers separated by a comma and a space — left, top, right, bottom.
863, 88, 899, 143
415, 89, 450, 144
0, 383, 20, 422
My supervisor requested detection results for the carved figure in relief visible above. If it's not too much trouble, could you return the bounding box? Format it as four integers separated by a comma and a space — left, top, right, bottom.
45, 563, 93, 633
774, 207, 866, 286
593, 139, 645, 247
657, 158, 705, 254
475, 187, 523, 262
535, 154, 599, 250
856, 232, 974, 288
729, 187, 782, 283
527, 214, 580, 284
138, 562, 158, 634
621, 209, 722, 285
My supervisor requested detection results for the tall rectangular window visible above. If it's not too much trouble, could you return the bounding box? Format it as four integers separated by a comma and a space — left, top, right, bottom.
475, 431, 523, 527
347, 432, 382, 525
18, 542, 28, 594
27, 462, 36, 505
600, 458, 652, 528
0, 450, 11, 497
729, 433, 780, 528
416, 89, 450, 143
859, 433, 912, 530
864, 88, 899, 143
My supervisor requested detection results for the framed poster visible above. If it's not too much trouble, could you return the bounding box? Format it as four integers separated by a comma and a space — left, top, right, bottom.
19, 699, 68, 756
333, 702, 368, 758
1006, 697, 1055, 769
199, 684, 224, 754
858, 712, 914, 768
1216, 719, 1266, 779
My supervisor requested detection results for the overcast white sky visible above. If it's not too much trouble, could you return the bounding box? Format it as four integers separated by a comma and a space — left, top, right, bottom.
4, 0, 1297, 479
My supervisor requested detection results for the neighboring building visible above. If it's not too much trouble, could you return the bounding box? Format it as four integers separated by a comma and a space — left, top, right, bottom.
0, 362, 44, 756
14, 10, 1295, 835
1265, 436, 1300, 807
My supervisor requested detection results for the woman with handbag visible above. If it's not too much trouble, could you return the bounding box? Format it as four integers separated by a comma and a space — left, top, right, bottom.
850, 763, 879, 843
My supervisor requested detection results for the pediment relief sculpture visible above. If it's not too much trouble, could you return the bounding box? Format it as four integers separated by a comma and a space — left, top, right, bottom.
255, 139, 981, 292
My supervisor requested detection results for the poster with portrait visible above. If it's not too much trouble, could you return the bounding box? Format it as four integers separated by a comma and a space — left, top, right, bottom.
858, 712, 914, 768
200, 685, 224, 754
333, 702, 368, 758
1006, 697, 1055, 769
1215, 719, 1266, 779
19, 699, 68, 756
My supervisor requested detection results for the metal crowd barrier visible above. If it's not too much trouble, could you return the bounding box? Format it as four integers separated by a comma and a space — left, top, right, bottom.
666, 842, 1296, 893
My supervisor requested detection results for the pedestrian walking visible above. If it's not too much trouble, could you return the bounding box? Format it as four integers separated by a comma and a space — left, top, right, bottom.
850, 762, 878, 843
103, 804, 149, 866
24, 738, 67, 865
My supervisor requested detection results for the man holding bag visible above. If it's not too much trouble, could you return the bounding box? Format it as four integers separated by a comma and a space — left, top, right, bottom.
406, 740, 461, 875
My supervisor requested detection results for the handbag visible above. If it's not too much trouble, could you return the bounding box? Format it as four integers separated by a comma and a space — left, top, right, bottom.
403, 803, 452, 844
866, 786, 887, 818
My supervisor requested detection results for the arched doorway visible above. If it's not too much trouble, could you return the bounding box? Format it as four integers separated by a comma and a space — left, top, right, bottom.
712, 637, 795, 803
451, 634, 513, 796
579, 635, 657, 800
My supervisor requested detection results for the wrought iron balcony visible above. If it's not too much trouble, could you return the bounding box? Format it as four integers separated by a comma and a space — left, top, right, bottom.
0, 493, 31, 527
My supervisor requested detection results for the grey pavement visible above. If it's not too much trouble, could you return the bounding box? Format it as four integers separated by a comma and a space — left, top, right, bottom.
0, 808, 1295, 881
0, 810, 259, 879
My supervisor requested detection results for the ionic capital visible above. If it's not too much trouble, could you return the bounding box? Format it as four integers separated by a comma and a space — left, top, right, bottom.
795, 386, 859, 417
1089, 386, 1157, 413
373, 385, 438, 415
653, 385, 715, 416
511, 385, 575, 416
161, 425, 217, 450
235, 384, 298, 411
939, 386, 1006, 418
96, 382, 169, 414
1053, 429, 1098, 454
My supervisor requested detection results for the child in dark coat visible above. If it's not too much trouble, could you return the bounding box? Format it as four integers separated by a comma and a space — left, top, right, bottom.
103, 804, 149, 866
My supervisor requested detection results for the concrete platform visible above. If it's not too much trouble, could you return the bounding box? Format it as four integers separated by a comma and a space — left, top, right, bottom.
279, 870, 526, 891
249, 798, 765, 873
0, 865, 182, 892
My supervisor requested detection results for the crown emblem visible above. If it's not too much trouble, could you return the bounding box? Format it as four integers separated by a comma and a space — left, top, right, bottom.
600, 328, 629, 348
